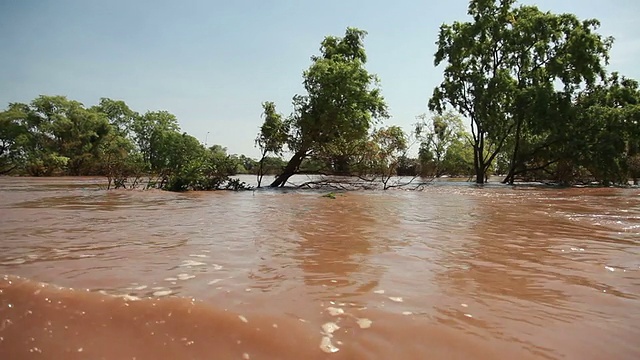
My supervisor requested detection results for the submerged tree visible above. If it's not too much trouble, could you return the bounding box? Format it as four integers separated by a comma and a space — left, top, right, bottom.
258, 27, 388, 187
255, 101, 289, 187
415, 111, 469, 177
368, 126, 409, 189
429, 0, 613, 183
570, 73, 640, 185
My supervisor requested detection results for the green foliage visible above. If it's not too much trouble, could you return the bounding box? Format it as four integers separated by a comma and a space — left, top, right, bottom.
0, 95, 252, 192
352, 126, 409, 188
260, 27, 389, 187
0, 103, 30, 174
3, 13, 638, 190
322, 192, 337, 199
415, 111, 471, 177
255, 102, 289, 187
430, 0, 613, 183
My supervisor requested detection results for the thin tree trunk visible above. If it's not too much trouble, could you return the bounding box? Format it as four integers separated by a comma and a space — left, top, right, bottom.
270, 149, 307, 188
504, 115, 523, 185
256, 149, 267, 188
474, 134, 485, 184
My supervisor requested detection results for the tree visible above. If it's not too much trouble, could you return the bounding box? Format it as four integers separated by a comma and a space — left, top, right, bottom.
369, 126, 408, 189
0, 103, 30, 174
415, 111, 468, 177
260, 27, 388, 187
571, 73, 640, 185
255, 101, 288, 187
429, 0, 613, 184
131, 110, 180, 171
91, 98, 138, 138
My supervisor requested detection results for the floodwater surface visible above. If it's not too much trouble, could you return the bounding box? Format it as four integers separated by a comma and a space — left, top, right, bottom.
0, 176, 639, 359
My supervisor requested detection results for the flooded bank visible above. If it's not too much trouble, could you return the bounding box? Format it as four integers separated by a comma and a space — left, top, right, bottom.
1, 176, 639, 359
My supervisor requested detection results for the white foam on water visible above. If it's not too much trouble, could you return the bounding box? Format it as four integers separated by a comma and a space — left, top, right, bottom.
153, 290, 172, 297
373, 289, 385, 294
189, 254, 208, 258
164, 277, 177, 282
1, 258, 26, 265
356, 318, 372, 329
115, 294, 140, 301
180, 260, 206, 267
238, 315, 248, 323
327, 307, 344, 316
605, 266, 615, 272
177, 274, 195, 281
207, 279, 223, 285
402, 311, 413, 316
319, 336, 340, 353
389, 297, 403, 303
321, 322, 340, 335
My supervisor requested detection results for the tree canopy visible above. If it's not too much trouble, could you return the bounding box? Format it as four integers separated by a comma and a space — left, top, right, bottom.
2, 6, 639, 190
429, 0, 614, 183
257, 27, 389, 187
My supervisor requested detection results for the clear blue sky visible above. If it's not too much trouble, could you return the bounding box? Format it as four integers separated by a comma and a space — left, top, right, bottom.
1, 0, 638, 158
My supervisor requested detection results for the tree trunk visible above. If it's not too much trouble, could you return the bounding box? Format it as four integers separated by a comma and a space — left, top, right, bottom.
256, 150, 267, 188
270, 149, 307, 188
504, 114, 523, 185
475, 162, 485, 184
474, 134, 485, 184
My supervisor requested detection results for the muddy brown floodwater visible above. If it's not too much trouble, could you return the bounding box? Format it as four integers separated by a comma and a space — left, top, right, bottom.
0, 176, 639, 360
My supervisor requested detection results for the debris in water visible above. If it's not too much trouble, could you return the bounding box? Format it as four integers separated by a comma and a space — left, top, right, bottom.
238, 315, 248, 323
208, 279, 222, 285
356, 318, 372, 329
605, 266, 615, 272
322, 192, 337, 199
461, 303, 468, 308
388, 297, 403, 303
402, 311, 413, 316
373, 289, 385, 294
320, 336, 340, 353
164, 277, 177, 282
272, 323, 278, 328
464, 313, 473, 318
327, 307, 344, 316
242, 353, 250, 360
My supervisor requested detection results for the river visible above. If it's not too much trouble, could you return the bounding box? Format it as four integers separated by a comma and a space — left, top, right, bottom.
0, 176, 639, 359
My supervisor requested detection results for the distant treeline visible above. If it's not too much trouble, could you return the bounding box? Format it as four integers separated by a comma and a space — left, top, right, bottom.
2, 1, 639, 190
